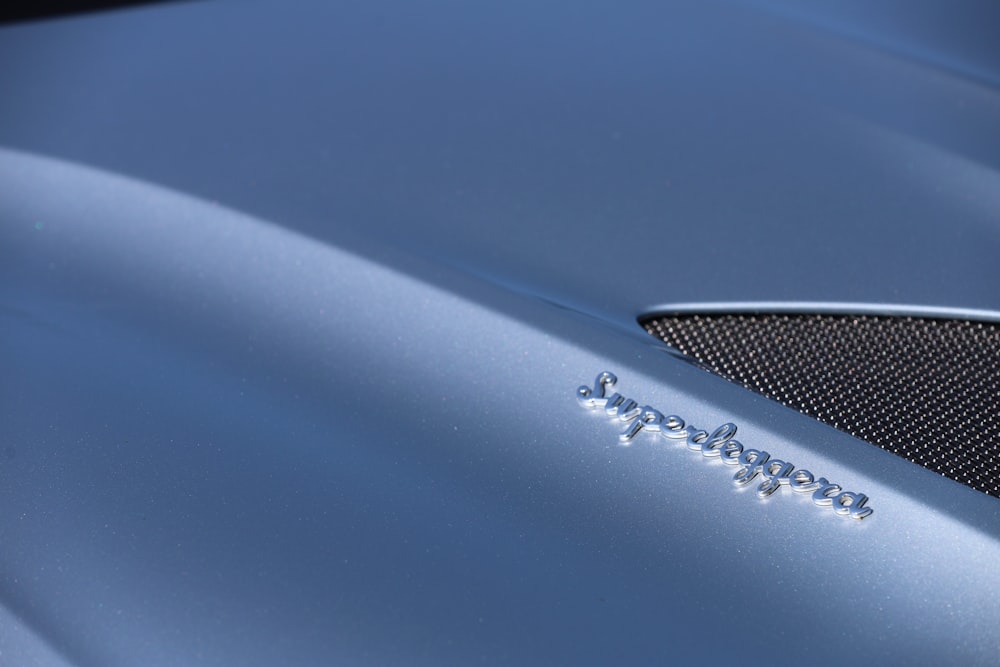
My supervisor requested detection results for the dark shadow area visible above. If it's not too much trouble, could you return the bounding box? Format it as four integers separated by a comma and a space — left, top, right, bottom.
0, 0, 186, 25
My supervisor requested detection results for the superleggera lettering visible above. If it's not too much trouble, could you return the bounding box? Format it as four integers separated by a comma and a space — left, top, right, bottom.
576, 372, 874, 521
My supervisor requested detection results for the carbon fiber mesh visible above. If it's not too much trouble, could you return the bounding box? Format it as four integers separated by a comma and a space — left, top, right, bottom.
641, 313, 1000, 497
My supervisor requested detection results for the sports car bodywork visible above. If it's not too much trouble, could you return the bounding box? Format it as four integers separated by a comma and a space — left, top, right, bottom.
2, 1, 1000, 664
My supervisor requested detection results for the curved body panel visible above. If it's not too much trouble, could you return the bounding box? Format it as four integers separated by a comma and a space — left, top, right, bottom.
1, 2, 999, 664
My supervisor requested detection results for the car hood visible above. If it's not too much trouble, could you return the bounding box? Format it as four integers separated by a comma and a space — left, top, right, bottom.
3, 0, 1000, 321
2, 2, 1000, 665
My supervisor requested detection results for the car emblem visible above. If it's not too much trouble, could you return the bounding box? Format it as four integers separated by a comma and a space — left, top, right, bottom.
577, 372, 873, 520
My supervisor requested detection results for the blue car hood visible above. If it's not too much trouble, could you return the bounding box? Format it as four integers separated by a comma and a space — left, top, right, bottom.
2, 1, 1000, 665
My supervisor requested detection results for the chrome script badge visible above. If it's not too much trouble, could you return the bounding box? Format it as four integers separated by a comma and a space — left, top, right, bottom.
577, 372, 873, 520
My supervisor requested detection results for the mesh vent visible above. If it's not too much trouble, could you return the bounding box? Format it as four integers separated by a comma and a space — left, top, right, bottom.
641, 313, 1000, 497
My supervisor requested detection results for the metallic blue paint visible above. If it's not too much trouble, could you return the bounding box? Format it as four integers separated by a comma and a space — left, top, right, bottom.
2, 1, 999, 664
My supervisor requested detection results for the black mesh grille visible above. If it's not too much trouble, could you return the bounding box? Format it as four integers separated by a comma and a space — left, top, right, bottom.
641, 313, 1000, 497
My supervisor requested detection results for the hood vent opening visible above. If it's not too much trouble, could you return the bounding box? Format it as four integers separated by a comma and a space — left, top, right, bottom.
641, 312, 1000, 497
